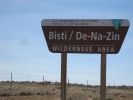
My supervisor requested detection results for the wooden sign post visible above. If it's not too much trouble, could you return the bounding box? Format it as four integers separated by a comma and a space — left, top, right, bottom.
41, 19, 130, 100
61, 53, 67, 100
100, 54, 106, 100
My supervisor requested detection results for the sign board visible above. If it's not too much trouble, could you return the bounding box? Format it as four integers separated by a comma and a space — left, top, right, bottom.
41, 19, 130, 54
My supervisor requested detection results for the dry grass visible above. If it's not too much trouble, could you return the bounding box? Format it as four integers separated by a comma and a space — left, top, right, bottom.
0, 82, 133, 100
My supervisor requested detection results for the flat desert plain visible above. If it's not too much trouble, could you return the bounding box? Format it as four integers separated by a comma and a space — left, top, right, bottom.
0, 82, 133, 100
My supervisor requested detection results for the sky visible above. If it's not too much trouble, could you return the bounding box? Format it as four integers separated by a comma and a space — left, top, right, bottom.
0, 0, 133, 86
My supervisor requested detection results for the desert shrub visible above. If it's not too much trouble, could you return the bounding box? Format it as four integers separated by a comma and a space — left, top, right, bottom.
67, 93, 87, 100
56, 86, 60, 89
92, 90, 96, 93
89, 95, 92, 98
92, 97, 99, 100
44, 90, 52, 95
36, 91, 44, 95
114, 92, 121, 96
106, 97, 114, 100
0, 92, 10, 96
19, 91, 32, 96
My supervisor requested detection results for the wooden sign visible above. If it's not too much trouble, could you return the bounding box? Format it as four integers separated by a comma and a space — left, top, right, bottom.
41, 19, 130, 54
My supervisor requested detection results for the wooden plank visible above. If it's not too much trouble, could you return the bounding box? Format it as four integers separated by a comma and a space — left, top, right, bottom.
61, 53, 67, 100
100, 54, 106, 100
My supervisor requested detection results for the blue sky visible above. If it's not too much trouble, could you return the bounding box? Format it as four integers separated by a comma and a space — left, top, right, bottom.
0, 0, 133, 85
